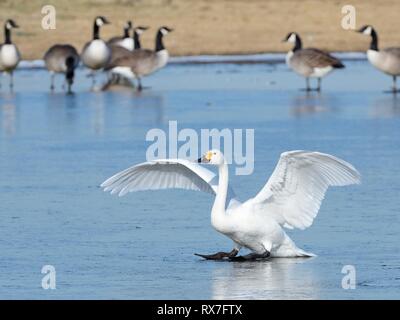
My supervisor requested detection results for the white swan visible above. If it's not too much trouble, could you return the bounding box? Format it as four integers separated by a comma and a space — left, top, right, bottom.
101, 150, 360, 260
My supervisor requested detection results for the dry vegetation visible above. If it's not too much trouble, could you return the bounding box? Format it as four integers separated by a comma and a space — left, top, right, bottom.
0, 0, 399, 60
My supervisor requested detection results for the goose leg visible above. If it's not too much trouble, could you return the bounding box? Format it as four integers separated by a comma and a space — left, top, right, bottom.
137, 77, 143, 91
392, 76, 397, 93
9, 72, 14, 91
229, 250, 270, 262
195, 248, 239, 260
89, 71, 96, 90
50, 73, 55, 91
317, 78, 321, 92
92, 73, 96, 89
305, 78, 311, 91
67, 82, 72, 95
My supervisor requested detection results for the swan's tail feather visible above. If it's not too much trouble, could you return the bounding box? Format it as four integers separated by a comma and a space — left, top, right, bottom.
271, 233, 316, 258
294, 247, 316, 257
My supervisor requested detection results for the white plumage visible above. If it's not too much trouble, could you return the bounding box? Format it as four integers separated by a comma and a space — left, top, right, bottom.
101, 150, 360, 259
250, 151, 360, 230
101, 158, 239, 207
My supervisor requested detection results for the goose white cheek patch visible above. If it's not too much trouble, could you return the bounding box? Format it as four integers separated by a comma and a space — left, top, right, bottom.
288, 33, 297, 43
363, 26, 372, 35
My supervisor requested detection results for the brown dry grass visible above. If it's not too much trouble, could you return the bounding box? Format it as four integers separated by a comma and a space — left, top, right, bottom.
0, 0, 399, 60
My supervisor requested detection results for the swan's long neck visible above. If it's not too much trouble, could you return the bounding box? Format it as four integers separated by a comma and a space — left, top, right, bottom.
211, 162, 229, 232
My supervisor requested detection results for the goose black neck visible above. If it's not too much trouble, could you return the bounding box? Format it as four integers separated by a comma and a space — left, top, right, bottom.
370, 29, 378, 51
123, 27, 130, 38
293, 36, 302, 52
4, 27, 11, 44
134, 31, 141, 49
155, 31, 165, 51
93, 22, 100, 40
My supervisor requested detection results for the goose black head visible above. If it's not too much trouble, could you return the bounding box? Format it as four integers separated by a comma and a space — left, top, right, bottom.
95, 16, 110, 26
282, 32, 299, 43
125, 21, 133, 29
356, 25, 375, 36
159, 26, 173, 35
5, 19, 19, 29
135, 26, 149, 35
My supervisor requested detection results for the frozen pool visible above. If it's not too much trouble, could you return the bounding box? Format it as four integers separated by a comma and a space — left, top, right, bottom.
0, 58, 399, 299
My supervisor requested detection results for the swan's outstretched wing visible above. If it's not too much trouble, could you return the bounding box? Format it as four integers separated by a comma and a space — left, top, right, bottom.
247, 151, 361, 230
101, 159, 239, 207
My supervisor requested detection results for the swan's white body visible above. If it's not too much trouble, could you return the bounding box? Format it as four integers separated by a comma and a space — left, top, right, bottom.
101, 150, 360, 257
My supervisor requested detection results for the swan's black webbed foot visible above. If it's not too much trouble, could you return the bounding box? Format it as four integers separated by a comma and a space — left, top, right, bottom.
195, 249, 238, 260
229, 250, 270, 261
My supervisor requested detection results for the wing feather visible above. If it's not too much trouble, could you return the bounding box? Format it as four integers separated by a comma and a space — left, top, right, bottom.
248, 151, 360, 230
101, 159, 239, 207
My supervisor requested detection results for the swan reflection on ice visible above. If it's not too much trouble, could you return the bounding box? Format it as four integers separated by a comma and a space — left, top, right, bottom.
211, 258, 319, 300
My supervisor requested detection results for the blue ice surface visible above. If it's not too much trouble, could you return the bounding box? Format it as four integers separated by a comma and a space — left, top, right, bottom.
0, 57, 399, 299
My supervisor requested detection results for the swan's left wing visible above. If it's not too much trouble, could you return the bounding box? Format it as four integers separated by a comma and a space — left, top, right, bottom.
101, 159, 239, 207
245, 151, 361, 230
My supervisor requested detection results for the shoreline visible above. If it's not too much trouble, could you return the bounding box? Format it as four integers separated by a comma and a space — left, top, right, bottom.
18, 52, 367, 70
2, 0, 399, 60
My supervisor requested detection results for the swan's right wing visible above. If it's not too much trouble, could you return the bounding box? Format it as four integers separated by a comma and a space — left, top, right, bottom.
245, 151, 360, 230
101, 159, 238, 207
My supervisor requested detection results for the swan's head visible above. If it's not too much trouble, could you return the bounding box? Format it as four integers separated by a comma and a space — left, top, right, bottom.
198, 149, 225, 166
356, 25, 375, 36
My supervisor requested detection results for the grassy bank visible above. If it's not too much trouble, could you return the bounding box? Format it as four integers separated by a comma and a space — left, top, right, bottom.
0, 0, 399, 60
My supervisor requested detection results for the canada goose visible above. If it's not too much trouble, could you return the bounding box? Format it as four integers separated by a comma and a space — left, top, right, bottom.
44, 44, 80, 93
0, 19, 21, 90
357, 25, 400, 92
103, 26, 150, 89
107, 21, 133, 51
105, 26, 173, 91
283, 32, 345, 91
108, 26, 149, 67
81, 16, 111, 88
